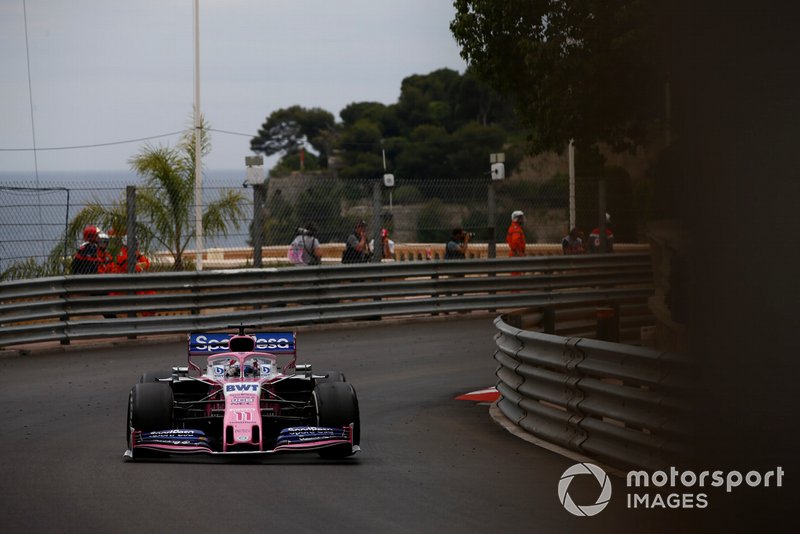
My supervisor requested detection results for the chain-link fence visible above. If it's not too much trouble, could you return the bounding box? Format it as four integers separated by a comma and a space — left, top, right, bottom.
0, 169, 643, 279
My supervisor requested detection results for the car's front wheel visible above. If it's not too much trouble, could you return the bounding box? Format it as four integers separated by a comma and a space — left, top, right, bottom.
313, 381, 360, 459
127, 382, 174, 450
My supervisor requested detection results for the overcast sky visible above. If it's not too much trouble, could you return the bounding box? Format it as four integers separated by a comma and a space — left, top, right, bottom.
0, 0, 467, 174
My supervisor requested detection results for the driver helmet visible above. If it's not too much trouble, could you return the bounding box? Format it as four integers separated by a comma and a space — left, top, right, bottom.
97, 232, 109, 249
226, 361, 240, 378
243, 364, 258, 378
83, 225, 99, 242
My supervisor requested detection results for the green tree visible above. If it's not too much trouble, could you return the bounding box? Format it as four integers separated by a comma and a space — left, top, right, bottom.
269, 150, 321, 177
253, 69, 526, 181
337, 119, 385, 180
394, 125, 452, 179
57, 122, 246, 272
450, 0, 664, 153
251, 106, 337, 166
453, 67, 517, 127
294, 184, 347, 243
416, 198, 447, 242
254, 189, 295, 246
396, 68, 462, 131
340, 101, 401, 137
128, 122, 246, 270
447, 121, 506, 178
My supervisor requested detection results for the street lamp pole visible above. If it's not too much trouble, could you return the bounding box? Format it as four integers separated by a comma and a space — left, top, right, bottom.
193, 0, 204, 270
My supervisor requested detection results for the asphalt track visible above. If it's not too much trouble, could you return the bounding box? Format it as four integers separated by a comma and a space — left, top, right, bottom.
1, 317, 695, 533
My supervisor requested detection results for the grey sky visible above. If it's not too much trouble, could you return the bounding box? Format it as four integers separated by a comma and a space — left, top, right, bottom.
0, 0, 467, 173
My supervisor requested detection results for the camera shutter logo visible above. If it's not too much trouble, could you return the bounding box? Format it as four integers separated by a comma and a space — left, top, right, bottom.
558, 463, 612, 516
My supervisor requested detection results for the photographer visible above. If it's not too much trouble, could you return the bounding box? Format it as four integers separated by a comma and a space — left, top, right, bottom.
369, 228, 395, 261
445, 227, 471, 260
342, 220, 371, 263
288, 224, 322, 266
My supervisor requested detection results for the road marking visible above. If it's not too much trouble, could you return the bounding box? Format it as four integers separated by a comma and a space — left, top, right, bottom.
455, 387, 500, 403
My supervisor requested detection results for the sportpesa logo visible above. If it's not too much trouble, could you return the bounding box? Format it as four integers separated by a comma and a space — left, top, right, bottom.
558, 463, 613, 517
189, 333, 295, 353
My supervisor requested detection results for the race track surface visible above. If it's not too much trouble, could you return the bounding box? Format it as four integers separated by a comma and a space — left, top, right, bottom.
0, 317, 687, 533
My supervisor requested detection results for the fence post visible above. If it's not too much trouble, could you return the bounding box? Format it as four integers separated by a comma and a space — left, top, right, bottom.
252, 183, 266, 268
371, 180, 382, 263
126, 186, 137, 274
543, 306, 556, 334
488, 181, 496, 259
595, 305, 619, 342
598, 178, 608, 253
126, 186, 138, 337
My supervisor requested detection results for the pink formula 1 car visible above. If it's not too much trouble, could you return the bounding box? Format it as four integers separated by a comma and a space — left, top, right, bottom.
124, 326, 360, 460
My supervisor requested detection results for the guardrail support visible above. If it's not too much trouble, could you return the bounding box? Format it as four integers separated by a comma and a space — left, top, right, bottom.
595, 305, 619, 342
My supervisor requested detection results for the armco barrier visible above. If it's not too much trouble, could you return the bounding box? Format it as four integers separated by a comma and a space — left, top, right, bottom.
493, 308, 690, 471
0, 253, 653, 348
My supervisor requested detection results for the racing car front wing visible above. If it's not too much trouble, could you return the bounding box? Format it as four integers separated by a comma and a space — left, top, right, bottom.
124, 425, 357, 459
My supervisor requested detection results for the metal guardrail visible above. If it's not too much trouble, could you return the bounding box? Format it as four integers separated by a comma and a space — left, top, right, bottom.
0, 253, 653, 348
493, 307, 690, 471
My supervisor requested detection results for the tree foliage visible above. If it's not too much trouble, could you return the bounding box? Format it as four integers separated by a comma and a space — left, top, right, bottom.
252, 68, 524, 180
129, 121, 246, 270
36, 122, 246, 274
450, 0, 664, 153
250, 106, 336, 163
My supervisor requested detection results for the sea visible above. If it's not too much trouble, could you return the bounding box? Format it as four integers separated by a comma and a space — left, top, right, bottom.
0, 169, 255, 273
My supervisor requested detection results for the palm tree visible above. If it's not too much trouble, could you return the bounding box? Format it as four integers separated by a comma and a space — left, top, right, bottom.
59, 119, 245, 271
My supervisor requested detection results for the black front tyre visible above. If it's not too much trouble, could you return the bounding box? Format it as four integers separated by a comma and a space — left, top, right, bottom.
313, 381, 360, 459
127, 382, 174, 451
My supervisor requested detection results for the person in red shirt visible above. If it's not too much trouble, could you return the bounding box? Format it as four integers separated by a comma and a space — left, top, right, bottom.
113, 235, 154, 316
506, 210, 526, 257
96, 232, 114, 273
588, 213, 615, 253
71, 225, 102, 274
114, 235, 150, 273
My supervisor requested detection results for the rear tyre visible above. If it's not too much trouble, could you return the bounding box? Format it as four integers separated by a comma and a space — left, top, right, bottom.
139, 369, 173, 383
316, 370, 346, 384
128, 382, 174, 452
313, 381, 360, 459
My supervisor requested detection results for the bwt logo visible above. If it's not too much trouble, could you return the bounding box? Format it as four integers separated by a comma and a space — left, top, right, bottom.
558, 463, 613, 517
225, 384, 259, 393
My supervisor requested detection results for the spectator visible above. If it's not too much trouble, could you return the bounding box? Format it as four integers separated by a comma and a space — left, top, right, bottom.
342, 220, 371, 263
115, 235, 151, 273
506, 210, 526, 257
369, 228, 395, 260
288, 224, 322, 266
96, 232, 114, 273
445, 227, 470, 260
113, 234, 154, 316
588, 213, 615, 253
71, 225, 102, 274
562, 227, 586, 255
